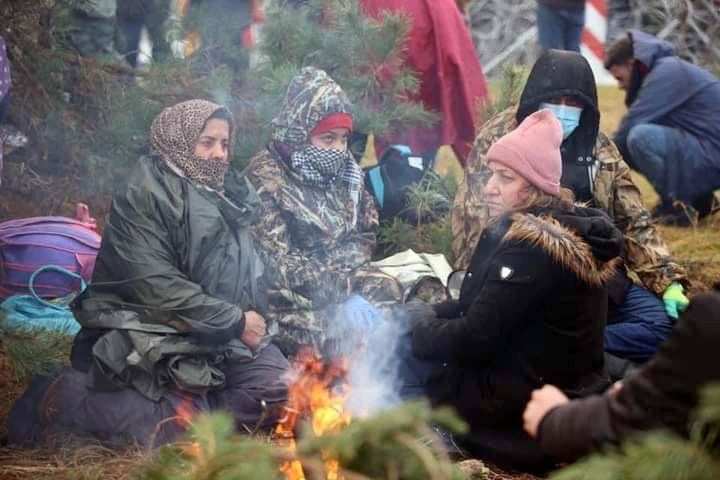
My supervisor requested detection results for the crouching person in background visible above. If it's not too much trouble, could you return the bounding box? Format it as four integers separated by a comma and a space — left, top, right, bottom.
8, 100, 289, 448
243, 67, 401, 357
399, 110, 623, 471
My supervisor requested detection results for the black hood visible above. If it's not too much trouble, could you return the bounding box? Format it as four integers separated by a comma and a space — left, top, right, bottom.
517, 50, 600, 169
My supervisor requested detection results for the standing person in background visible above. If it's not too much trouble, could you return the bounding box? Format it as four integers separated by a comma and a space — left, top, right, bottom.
536, 0, 586, 52
116, 0, 173, 67
64, 0, 123, 61
359, 0, 490, 163
605, 30, 720, 226
165, 0, 262, 78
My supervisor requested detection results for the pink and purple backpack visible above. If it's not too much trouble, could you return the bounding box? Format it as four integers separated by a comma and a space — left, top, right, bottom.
0, 204, 101, 301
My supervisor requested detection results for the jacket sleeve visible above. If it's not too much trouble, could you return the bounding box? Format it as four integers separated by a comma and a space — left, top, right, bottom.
93, 179, 245, 342
598, 137, 686, 294
536, 394, 618, 462
412, 244, 554, 363
450, 109, 513, 269
538, 291, 720, 462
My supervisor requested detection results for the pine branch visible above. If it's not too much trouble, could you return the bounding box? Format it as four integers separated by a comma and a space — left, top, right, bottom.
0, 319, 73, 382
551, 432, 720, 480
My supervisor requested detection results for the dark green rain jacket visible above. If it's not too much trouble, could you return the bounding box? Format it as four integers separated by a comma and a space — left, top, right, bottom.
71, 155, 267, 401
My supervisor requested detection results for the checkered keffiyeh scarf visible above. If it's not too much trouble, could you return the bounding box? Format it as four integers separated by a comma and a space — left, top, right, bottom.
290, 144, 363, 205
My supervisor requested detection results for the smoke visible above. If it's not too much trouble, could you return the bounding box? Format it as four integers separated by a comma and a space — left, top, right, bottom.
324, 297, 416, 417
346, 314, 410, 416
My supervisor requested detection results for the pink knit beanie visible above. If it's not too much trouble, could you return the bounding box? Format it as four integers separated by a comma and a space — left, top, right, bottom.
486, 109, 563, 196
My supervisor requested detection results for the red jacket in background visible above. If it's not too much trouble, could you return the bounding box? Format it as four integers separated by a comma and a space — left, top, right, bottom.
360, 0, 490, 163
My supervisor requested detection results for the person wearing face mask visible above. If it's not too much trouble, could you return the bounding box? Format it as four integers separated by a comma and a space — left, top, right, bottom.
243, 67, 401, 356
452, 49, 688, 380
403, 110, 623, 471
8, 100, 290, 448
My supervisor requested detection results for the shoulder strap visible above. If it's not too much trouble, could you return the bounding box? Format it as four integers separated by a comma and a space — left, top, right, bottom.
28, 265, 87, 309
368, 166, 385, 209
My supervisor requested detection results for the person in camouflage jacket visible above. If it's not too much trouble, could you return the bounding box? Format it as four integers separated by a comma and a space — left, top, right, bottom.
244, 67, 401, 355
452, 50, 688, 376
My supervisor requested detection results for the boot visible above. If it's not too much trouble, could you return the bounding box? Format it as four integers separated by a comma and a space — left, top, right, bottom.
691, 193, 717, 219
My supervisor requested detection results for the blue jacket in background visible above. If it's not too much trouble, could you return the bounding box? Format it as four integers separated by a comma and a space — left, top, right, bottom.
614, 30, 720, 200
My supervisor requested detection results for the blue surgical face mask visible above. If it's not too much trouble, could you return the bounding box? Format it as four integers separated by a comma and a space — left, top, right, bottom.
540, 102, 583, 140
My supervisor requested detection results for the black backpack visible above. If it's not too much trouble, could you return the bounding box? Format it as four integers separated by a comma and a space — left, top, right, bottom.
364, 145, 437, 223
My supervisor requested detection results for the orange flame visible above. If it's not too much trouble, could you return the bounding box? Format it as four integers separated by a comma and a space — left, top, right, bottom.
175, 395, 196, 427
171, 394, 203, 471
275, 347, 352, 480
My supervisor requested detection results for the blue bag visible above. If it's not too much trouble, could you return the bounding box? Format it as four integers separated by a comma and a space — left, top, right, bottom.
0, 265, 85, 334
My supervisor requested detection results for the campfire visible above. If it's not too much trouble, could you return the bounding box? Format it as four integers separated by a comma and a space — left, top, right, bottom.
275, 347, 352, 480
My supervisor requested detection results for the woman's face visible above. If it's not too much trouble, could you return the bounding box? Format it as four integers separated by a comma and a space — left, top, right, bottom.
194, 118, 230, 162
309, 127, 350, 151
484, 160, 532, 218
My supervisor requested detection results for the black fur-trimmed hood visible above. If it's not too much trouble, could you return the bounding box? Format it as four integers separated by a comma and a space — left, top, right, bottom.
502, 208, 623, 287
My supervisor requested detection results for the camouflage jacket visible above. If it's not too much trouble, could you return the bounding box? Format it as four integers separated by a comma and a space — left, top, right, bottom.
244, 149, 379, 309
451, 107, 686, 295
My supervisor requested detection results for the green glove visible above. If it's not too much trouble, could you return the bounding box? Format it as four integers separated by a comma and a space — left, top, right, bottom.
663, 282, 689, 319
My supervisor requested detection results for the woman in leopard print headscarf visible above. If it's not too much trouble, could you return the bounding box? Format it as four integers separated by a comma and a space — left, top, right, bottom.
150, 99, 235, 191
12, 99, 292, 448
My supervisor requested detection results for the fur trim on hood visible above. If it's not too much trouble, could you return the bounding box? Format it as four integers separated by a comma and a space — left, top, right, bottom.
503, 212, 621, 287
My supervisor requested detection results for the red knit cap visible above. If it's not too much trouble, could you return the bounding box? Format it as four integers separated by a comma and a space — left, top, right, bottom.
486, 109, 562, 196
310, 113, 353, 136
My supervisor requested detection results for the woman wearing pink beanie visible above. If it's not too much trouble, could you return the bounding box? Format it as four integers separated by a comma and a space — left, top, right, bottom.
405, 109, 626, 471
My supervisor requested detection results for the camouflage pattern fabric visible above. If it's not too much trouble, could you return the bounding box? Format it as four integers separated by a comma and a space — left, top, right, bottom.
452, 107, 687, 295
245, 67, 401, 352
245, 150, 401, 352
270, 67, 353, 150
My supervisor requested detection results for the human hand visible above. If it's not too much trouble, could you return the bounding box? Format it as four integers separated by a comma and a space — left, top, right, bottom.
340, 295, 384, 333
608, 381, 623, 395
523, 385, 570, 438
663, 282, 689, 319
240, 310, 267, 350
170, 39, 188, 59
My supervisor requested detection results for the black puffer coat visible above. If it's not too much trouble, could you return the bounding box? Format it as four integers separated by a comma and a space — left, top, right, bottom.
413, 203, 623, 428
